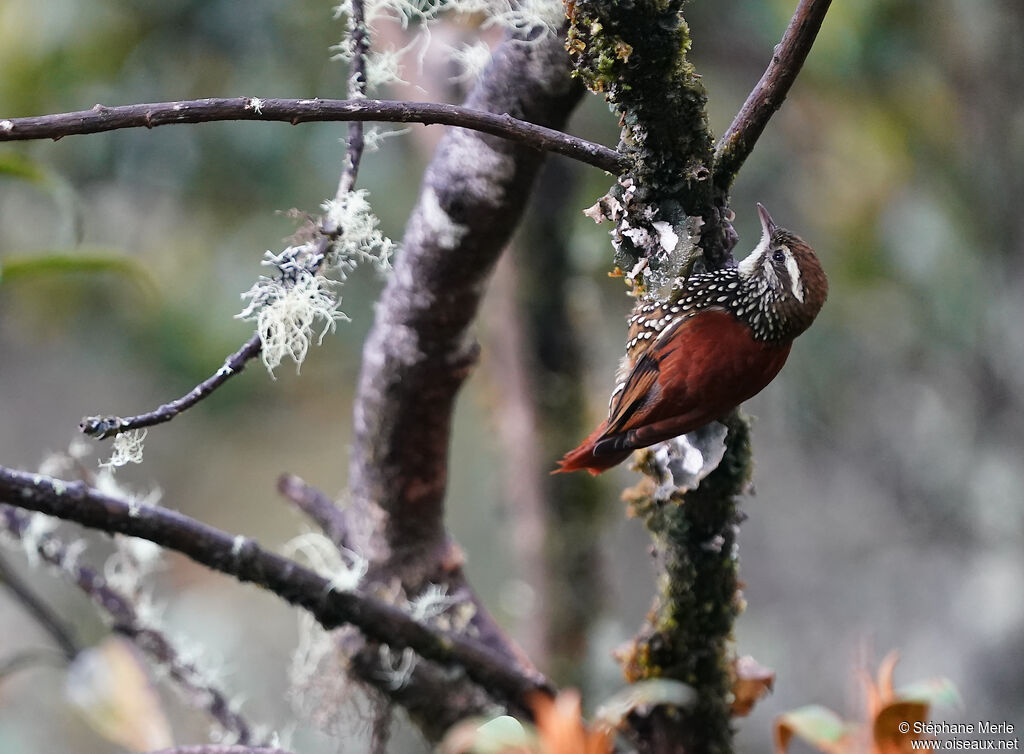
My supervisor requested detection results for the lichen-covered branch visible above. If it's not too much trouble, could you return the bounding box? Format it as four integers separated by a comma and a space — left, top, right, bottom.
619, 413, 753, 754
0, 468, 552, 711
0, 505, 258, 743
347, 30, 583, 589
344, 27, 584, 727
0, 97, 623, 174
568, 2, 831, 752
568, 0, 720, 277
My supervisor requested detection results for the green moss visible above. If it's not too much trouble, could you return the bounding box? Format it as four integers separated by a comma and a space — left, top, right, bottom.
567, 0, 716, 279
619, 413, 753, 754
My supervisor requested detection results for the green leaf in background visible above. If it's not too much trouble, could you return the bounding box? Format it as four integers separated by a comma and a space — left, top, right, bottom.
0, 150, 49, 183
775, 704, 854, 754
595, 678, 696, 728
898, 677, 962, 709
0, 249, 159, 300
0, 149, 80, 245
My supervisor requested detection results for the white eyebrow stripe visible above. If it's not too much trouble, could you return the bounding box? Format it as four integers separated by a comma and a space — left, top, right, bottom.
783, 246, 804, 302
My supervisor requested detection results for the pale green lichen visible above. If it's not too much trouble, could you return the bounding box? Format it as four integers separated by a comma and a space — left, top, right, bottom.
99, 429, 147, 472
237, 268, 347, 377
282, 532, 368, 593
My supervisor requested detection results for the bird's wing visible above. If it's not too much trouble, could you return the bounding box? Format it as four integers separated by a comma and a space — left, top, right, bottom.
605, 309, 711, 435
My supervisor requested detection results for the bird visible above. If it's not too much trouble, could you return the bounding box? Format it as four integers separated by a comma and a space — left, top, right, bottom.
554, 204, 828, 475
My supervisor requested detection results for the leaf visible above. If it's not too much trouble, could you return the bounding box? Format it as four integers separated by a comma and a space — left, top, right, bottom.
775, 705, 854, 754
874, 700, 931, 754
897, 678, 960, 709
532, 690, 614, 754
65, 636, 173, 752
0, 150, 80, 244
0, 249, 159, 298
731, 655, 775, 717
595, 678, 695, 728
440, 714, 534, 754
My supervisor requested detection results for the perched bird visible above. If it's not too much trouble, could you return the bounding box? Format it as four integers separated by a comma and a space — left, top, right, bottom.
555, 204, 828, 475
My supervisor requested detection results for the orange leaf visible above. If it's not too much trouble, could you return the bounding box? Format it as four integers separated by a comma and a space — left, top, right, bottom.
530, 691, 614, 754
873, 701, 931, 754
732, 655, 775, 717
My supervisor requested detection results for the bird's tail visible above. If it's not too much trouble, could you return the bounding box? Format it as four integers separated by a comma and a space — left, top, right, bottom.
552, 421, 631, 475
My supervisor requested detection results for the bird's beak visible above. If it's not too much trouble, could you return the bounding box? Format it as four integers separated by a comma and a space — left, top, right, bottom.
756, 203, 778, 237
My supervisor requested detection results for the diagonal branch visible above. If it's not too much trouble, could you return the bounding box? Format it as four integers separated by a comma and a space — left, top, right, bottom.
0, 552, 80, 660
80, 333, 262, 439
713, 0, 833, 191
0, 97, 625, 174
0, 467, 553, 712
0, 505, 259, 742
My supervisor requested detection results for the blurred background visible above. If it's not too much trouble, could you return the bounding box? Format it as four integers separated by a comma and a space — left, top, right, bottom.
1, 0, 1022, 751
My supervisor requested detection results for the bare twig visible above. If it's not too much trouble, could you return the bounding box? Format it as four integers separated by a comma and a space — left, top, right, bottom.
335, 0, 369, 199
713, 0, 833, 190
0, 505, 259, 743
0, 469, 553, 710
0, 648, 67, 679
80, 333, 262, 440
276, 473, 351, 551
0, 551, 80, 659
0, 97, 625, 174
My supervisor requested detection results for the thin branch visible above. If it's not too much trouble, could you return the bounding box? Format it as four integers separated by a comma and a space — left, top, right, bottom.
0, 97, 625, 174
276, 473, 351, 551
80, 333, 262, 439
0, 648, 67, 679
335, 0, 369, 199
0, 469, 553, 711
713, 0, 833, 190
0, 505, 259, 744
0, 551, 80, 659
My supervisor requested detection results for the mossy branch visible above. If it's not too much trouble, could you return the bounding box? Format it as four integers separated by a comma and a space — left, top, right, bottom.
619, 413, 753, 754
569, 2, 831, 752
568, 0, 717, 281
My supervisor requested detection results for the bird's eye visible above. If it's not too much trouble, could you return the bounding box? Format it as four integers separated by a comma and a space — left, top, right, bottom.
772, 249, 786, 263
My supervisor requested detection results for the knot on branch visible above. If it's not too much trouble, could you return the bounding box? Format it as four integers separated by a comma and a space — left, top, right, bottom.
79, 415, 126, 440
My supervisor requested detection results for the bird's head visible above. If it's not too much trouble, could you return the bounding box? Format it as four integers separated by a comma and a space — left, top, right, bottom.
737, 203, 828, 338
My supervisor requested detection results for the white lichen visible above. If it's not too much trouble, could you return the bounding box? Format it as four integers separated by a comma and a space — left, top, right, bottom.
376, 645, 416, 690
282, 533, 368, 593
105, 526, 165, 598
237, 269, 347, 377
447, 40, 494, 83
99, 430, 148, 472
480, 0, 565, 37
419, 186, 468, 250
321, 189, 396, 276
360, 126, 410, 153
20, 512, 59, 568
408, 583, 457, 622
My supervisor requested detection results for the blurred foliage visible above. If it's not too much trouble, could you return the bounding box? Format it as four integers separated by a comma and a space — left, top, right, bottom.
1, 0, 1023, 752
774, 653, 958, 754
